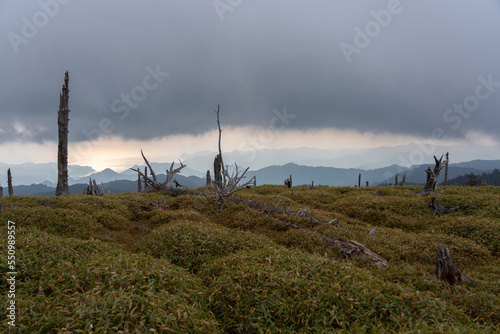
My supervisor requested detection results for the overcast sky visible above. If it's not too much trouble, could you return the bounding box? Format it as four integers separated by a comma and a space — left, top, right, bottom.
1, 0, 499, 171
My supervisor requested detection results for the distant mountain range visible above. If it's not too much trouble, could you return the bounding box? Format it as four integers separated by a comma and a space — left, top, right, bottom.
179, 143, 500, 171
2, 158, 499, 196
2, 142, 500, 186
245, 161, 497, 187
9, 173, 207, 197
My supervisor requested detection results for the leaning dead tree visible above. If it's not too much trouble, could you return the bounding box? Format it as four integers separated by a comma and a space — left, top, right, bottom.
56, 71, 70, 196
419, 154, 447, 195
131, 150, 192, 196
7, 168, 13, 197
212, 105, 253, 205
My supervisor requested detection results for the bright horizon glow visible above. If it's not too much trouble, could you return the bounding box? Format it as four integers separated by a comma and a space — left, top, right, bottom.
0, 127, 497, 172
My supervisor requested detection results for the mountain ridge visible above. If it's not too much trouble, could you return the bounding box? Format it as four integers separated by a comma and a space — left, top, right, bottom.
4, 159, 498, 196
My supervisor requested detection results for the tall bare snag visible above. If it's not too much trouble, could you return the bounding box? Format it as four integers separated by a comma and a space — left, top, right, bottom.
56, 71, 70, 196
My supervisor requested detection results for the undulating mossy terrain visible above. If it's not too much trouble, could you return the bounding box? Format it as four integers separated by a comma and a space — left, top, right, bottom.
1, 185, 499, 333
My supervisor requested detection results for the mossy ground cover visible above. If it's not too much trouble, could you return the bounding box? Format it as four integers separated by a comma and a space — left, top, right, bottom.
0, 186, 499, 333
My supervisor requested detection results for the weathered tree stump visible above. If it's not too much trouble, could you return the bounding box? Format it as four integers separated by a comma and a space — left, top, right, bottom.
83, 178, 104, 196
434, 246, 462, 285
429, 197, 458, 216
206, 170, 211, 187
137, 170, 142, 192
419, 155, 447, 195
443, 152, 449, 186
400, 172, 406, 186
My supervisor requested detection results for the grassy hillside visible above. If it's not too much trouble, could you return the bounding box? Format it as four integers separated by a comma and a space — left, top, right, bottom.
1, 185, 499, 333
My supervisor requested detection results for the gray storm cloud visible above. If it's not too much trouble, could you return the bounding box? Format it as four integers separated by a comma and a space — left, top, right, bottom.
0, 0, 499, 144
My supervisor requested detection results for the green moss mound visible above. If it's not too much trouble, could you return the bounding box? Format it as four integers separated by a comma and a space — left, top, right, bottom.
0, 227, 219, 333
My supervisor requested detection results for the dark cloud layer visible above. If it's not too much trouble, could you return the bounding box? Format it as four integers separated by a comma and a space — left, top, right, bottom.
0, 0, 499, 144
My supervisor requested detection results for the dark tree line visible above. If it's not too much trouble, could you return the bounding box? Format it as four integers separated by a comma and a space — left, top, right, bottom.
444, 169, 500, 186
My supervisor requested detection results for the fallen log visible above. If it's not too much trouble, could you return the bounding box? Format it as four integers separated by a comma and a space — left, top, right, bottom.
229, 197, 333, 226
229, 197, 389, 267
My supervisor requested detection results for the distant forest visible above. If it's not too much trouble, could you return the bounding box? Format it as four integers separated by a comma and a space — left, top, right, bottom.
445, 169, 500, 186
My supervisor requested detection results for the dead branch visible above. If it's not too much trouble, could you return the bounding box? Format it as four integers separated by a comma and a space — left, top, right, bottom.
130, 150, 187, 195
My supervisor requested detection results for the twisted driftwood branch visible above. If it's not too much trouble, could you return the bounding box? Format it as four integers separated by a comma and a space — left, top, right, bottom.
130, 150, 187, 195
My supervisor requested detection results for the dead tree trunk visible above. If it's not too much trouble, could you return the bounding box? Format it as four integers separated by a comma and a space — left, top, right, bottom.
394, 174, 398, 186
420, 155, 446, 195
206, 170, 212, 186
144, 167, 148, 190
0, 183, 3, 198
56, 71, 70, 196
358, 174, 361, 188
284, 174, 292, 188
443, 152, 449, 187
7, 168, 13, 197
83, 178, 104, 196
213, 154, 223, 190
137, 170, 142, 192
212, 105, 252, 205
400, 172, 406, 186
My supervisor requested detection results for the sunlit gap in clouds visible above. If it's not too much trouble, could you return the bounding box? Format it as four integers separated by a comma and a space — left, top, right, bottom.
65, 127, 433, 172
2, 126, 492, 173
